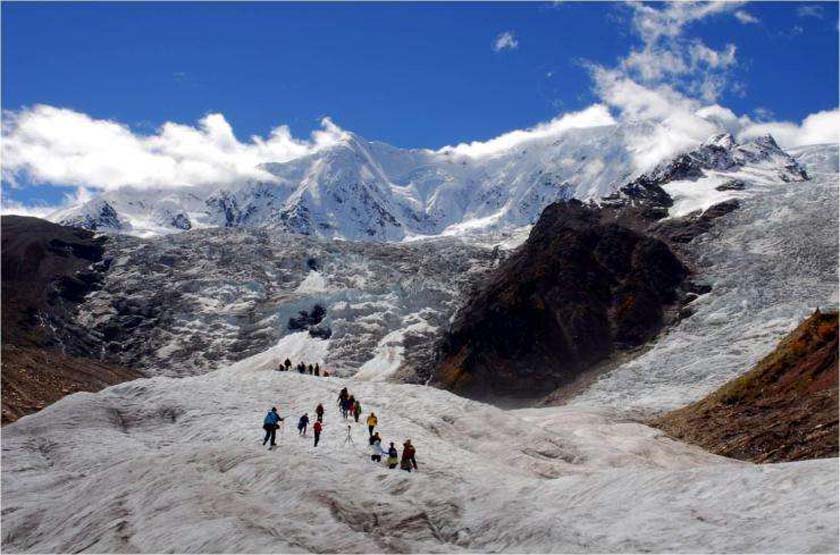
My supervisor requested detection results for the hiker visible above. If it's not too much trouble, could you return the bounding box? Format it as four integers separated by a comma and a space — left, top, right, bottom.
298, 362, 305, 374
386, 442, 399, 469
313, 420, 323, 447
315, 403, 325, 423
262, 407, 283, 448
298, 413, 309, 436
339, 393, 351, 420
400, 440, 417, 472
353, 400, 362, 423
284, 358, 292, 371
370, 434, 385, 463
368, 431, 380, 446
323, 370, 330, 377
343, 425, 354, 445
315, 363, 321, 376
307, 364, 314, 375
337, 387, 348, 407
346, 395, 356, 420
366, 412, 378, 436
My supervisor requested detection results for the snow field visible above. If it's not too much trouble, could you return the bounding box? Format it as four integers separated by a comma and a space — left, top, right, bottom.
2, 362, 837, 553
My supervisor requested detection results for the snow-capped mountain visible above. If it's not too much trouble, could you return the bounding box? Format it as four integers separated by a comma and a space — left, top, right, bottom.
50, 121, 793, 241
2, 140, 837, 553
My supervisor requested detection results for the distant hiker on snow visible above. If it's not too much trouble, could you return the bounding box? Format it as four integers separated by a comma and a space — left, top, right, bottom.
370, 433, 385, 463
315, 403, 325, 423
298, 413, 310, 436
366, 412, 378, 436
386, 442, 399, 469
262, 407, 283, 448
308, 364, 314, 375
284, 358, 292, 371
400, 440, 417, 472
315, 363, 321, 376
353, 400, 362, 423
313, 420, 323, 446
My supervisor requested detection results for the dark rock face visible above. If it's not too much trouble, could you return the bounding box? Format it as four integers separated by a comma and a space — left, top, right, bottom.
715, 179, 747, 192
434, 200, 688, 400
651, 200, 741, 244
1, 216, 141, 423
288, 304, 327, 331
171, 213, 192, 230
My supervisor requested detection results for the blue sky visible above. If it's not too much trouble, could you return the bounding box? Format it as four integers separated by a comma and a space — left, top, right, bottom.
2, 1, 838, 208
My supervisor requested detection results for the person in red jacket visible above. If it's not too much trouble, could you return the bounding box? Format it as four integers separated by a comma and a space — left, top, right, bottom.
400, 439, 417, 472
313, 420, 323, 447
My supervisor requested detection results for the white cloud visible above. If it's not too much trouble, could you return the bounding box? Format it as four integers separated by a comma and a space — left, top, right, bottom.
796, 5, 824, 19
615, 2, 746, 102
1, 105, 348, 191
628, 1, 742, 43
493, 31, 519, 52
734, 10, 759, 24
738, 108, 840, 148
592, 67, 720, 169
438, 104, 615, 158
1, 186, 93, 218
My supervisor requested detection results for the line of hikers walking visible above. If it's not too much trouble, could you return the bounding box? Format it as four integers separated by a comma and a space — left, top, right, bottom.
261, 385, 418, 472
277, 358, 329, 377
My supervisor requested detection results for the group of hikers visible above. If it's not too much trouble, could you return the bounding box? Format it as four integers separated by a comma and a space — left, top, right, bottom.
277, 358, 329, 377
261, 385, 418, 472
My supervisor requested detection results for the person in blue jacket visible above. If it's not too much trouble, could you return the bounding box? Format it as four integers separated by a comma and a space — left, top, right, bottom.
262, 407, 283, 448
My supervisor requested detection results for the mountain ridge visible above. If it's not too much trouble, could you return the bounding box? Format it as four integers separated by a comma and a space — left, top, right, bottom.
46, 121, 811, 241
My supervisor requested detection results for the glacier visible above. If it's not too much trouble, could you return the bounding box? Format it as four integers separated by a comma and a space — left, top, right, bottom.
2, 350, 837, 553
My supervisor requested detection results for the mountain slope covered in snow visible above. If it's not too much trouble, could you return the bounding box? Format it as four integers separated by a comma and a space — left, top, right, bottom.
51, 122, 792, 241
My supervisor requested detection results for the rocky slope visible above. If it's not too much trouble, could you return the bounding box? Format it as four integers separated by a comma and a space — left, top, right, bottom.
1, 216, 141, 423
569, 143, 838, 415
652, 310, 838, 463
434, 200, 693, 400
431, 134, 817, 403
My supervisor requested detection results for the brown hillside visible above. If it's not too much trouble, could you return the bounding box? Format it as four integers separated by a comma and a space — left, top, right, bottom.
653, 310, 838, 463
1, 216, 142, 424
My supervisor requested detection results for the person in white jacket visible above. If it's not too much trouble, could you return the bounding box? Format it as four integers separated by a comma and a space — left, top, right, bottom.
369, 433, 386, 462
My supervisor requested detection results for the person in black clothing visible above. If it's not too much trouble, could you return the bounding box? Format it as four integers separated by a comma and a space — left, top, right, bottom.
387, 443, 399, 469
284, 358, 292, 371
314, 363, 321, 376
337, 388, 348, 416
298, 413, 310, 435
307, 364, 314, 374
315, 403, 325, 423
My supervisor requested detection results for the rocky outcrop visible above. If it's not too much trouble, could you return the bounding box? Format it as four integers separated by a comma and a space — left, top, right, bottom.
433, 200, 689, 400
653, 310, 838, 463
1, 216, 141, 423
651, 199, 741, 244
